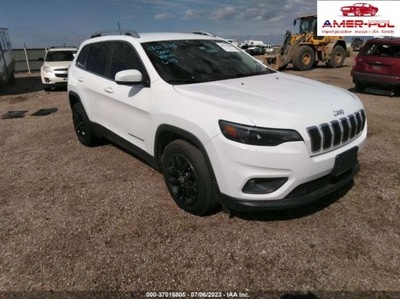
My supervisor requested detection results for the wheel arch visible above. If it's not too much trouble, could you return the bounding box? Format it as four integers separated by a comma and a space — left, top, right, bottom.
68, 91, 81, 110
154, 124, 218, 186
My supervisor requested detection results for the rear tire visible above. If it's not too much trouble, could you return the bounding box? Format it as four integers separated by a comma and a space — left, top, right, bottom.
161, 140, 218, 216
292, 46, 315, 71
72, 102, 101, 147
354, 82, 365, 93
326, 46, 346, 68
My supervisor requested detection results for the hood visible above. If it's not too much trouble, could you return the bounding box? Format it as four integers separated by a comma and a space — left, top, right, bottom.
173, 72, 363, 129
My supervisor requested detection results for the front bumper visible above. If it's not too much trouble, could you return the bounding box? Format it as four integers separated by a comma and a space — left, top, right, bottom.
41, 71, 69, 85
220, 161, 359, 211
206, 127, 367, 211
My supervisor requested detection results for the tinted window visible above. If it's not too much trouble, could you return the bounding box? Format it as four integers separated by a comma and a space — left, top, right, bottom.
110, 42, 144, 79
87, 42, 112, 76
363, 43, 400, 58
46, 50, 76, 62
76, 45, 90, 69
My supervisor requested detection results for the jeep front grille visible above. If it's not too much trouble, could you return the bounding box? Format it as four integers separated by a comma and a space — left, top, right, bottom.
307, 109, 366, 153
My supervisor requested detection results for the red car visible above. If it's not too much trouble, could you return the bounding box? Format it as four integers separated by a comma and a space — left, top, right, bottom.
351, 38, 400, 94
341, 3, 378, 16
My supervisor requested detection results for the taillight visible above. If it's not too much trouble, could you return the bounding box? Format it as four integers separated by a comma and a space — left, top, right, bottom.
352, 57, 362, 69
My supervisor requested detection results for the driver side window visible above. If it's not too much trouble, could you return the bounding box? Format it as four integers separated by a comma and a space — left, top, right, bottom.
109, 42, 145, 80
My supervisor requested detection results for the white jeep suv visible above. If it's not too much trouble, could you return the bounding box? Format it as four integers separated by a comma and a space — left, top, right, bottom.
40, 47, 77, 91
68, 31, 367, 216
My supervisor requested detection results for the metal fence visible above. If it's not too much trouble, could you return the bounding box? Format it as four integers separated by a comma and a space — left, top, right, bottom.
13, 48, 45, 72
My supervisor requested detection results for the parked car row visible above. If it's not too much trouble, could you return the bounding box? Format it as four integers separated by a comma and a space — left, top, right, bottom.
241, 44, 273, 56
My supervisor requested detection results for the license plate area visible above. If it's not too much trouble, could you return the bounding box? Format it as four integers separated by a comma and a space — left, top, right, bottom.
332, 147, 358, 177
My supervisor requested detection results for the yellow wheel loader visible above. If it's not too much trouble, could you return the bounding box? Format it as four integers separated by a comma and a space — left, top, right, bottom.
264, 14, 348, 71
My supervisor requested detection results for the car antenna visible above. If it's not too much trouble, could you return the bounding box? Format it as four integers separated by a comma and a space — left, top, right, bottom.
118, 22, 122, 35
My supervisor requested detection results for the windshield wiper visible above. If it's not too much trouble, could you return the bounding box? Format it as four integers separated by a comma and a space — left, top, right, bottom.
167, 78, 200, 85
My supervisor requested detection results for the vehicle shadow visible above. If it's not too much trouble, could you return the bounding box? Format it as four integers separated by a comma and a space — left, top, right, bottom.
0, 74, 43, 96
348, 86, 399, 97
226, 180, 353, 221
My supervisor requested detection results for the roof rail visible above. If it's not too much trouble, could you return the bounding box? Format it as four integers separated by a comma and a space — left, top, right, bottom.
90, 30, 140, 38
192, 31, 216, 37
50, 46, 77, 49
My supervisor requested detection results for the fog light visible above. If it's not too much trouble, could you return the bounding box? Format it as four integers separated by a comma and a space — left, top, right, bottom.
242, 177, 288, 194
44, 78, 51, 83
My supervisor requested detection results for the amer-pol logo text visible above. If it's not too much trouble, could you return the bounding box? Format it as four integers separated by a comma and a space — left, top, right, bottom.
317, 1, 400, 36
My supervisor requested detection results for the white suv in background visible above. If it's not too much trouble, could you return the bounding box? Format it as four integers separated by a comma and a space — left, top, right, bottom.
68, 31, 367, 216
40, 47, 77, 91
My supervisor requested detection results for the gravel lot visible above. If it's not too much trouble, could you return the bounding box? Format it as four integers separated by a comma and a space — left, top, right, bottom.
0, 55, 399, 299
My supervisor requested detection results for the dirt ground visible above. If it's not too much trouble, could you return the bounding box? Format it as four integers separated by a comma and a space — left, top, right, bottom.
0, 54, 399, 299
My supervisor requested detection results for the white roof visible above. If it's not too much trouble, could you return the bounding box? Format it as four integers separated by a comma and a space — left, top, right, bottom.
48, 47, 77, 52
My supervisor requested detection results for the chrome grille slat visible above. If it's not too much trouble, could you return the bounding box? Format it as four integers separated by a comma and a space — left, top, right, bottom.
307, 109, 366, 153
340, 117, 350, 142
320, 123, 333, 150
330, 120, 342, 146
349, 115, 357, 138
355, 112, 362, 135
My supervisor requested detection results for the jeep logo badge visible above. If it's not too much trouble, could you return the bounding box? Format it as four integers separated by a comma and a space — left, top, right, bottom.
333, 109, 345, 116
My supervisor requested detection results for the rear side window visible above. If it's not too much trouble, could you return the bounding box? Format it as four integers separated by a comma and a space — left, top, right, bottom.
362, 42, 400, 58
86, 42, 112, 76
76, 45, 90, 69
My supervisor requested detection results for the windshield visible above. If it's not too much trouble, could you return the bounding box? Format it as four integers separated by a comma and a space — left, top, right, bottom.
142, 39, 273, 84
46, 50, 76, 62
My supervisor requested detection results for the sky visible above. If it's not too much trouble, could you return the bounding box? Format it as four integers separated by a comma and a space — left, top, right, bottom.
1, 0, 319, 49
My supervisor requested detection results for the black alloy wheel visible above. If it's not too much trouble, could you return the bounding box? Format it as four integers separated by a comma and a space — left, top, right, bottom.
166, 153, 198, 206
72, 102, 100, 147
161, 140, 218, 216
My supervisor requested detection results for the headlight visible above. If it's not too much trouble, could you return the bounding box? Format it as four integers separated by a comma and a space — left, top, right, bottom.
219, 120, 303, 146
42, 66, 53, 73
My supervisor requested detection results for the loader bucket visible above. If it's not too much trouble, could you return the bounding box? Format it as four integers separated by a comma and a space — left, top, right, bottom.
263, 53, 282, 70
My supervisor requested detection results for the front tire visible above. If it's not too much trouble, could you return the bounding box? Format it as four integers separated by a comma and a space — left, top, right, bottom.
292, 46, 315, 71
72, 102, 100, 147
161, 140, 217, 216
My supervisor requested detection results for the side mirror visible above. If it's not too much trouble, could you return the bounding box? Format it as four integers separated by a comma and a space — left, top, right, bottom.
115, 69, 143, 85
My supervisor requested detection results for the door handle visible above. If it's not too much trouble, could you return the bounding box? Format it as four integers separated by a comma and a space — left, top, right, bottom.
104, 87, 114, 94
78, 77, 84, 82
